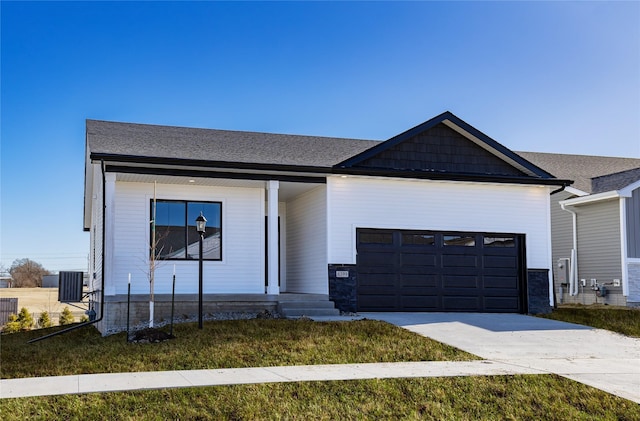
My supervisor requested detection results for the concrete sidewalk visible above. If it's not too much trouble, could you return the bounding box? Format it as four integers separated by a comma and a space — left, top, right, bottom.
0, 360, 542, 399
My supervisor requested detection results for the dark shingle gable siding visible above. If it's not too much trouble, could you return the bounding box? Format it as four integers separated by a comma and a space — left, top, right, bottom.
356, 123, 526, 176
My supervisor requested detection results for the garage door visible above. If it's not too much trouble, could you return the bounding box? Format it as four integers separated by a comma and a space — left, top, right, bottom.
356, 229, 526, 313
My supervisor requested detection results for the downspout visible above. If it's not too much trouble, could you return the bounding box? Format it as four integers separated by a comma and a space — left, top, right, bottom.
561, 202, 579, 296
546, 185, 568, 307
29, 160, 107, 343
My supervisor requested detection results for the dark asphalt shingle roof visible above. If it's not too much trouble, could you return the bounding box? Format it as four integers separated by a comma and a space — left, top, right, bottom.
592, 167, 640, 193
87, 120, 639, 192
516, 151, 640, 193
87, 119, 380, 168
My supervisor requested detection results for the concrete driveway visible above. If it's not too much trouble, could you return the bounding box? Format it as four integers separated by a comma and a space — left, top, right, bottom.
360, 312, 640, 403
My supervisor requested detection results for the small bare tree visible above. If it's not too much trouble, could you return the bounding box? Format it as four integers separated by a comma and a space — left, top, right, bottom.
134, 215, 170, 329
9, 258, 51, 287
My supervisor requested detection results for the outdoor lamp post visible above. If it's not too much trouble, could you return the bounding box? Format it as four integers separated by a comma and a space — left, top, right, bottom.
195, 212, 207, 329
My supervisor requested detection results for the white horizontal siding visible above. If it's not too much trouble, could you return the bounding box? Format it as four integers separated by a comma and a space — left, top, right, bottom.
327, 176, 552, 268
90, 164, 103, 293
286, 186, 327, 294
110, 181, 264, 295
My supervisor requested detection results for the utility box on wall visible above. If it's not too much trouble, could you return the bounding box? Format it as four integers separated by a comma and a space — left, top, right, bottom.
557, 258, 570, 285
58, 271, 84, 302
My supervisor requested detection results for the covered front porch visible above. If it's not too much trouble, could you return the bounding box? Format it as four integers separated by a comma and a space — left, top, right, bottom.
93, 172, 334, 334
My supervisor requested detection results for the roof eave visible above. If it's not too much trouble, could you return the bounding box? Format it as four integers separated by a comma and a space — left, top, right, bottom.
333, 167, 572, 186
89, 152, 334, 175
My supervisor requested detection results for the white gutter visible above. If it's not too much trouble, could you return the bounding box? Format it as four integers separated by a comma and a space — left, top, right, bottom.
561, 190, 622, 206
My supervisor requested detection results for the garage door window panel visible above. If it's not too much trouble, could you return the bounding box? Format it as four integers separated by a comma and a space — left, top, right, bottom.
359, 231, 394, 245
402, 233, 436, 246
484, 236, 515, 247
444, 235, 476, 247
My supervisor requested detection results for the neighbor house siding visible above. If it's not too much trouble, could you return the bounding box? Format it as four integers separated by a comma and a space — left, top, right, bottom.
551, 190, 576, 266
326, 176, 552, 269
576, 199, 622, 282
110, 181, 265, 296
627, 188, 640, 258
550, 190, 576, 296
629, 261, 640, 304
286, 185, 327, 294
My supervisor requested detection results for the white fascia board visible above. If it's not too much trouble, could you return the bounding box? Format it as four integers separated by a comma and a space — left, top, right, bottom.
560, 190, 621, 207
564, 186, 588, 197
619, 179, 640, 197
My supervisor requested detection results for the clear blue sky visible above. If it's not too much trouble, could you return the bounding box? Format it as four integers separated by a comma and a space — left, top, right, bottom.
1, 1, 639, 273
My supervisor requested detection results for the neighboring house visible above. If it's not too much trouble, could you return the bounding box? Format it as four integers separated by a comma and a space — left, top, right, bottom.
84, 112, 571, 334
0, 276, 12, 288
518, 152, 640, 307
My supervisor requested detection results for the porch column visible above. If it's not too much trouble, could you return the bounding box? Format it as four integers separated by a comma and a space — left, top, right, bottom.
266, 180, 280, 294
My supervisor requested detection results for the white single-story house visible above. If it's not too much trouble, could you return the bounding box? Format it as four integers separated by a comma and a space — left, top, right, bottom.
519, 152, 640, 307
84, 112, 571, 334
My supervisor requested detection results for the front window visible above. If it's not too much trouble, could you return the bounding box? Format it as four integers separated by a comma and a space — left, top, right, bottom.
151, 200, 222, 260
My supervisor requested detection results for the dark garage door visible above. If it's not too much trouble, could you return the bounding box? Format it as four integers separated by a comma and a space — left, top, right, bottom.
356, 229, 526, 313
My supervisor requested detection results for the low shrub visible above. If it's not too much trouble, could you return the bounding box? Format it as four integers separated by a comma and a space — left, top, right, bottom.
2, 308, 34, 333
2, 314, 22, 333
38, 311, 52, 328
59, 307, 75, 326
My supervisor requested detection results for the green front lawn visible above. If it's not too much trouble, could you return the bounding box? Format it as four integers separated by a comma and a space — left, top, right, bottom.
1, 319, 475, 379
538, 305, 640, 337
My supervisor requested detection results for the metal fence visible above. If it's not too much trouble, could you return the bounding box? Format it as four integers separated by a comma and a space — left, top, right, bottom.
0, 297, 18, 325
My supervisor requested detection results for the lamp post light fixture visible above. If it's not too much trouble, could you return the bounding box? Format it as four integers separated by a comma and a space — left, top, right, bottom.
195, 212, 207, 329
